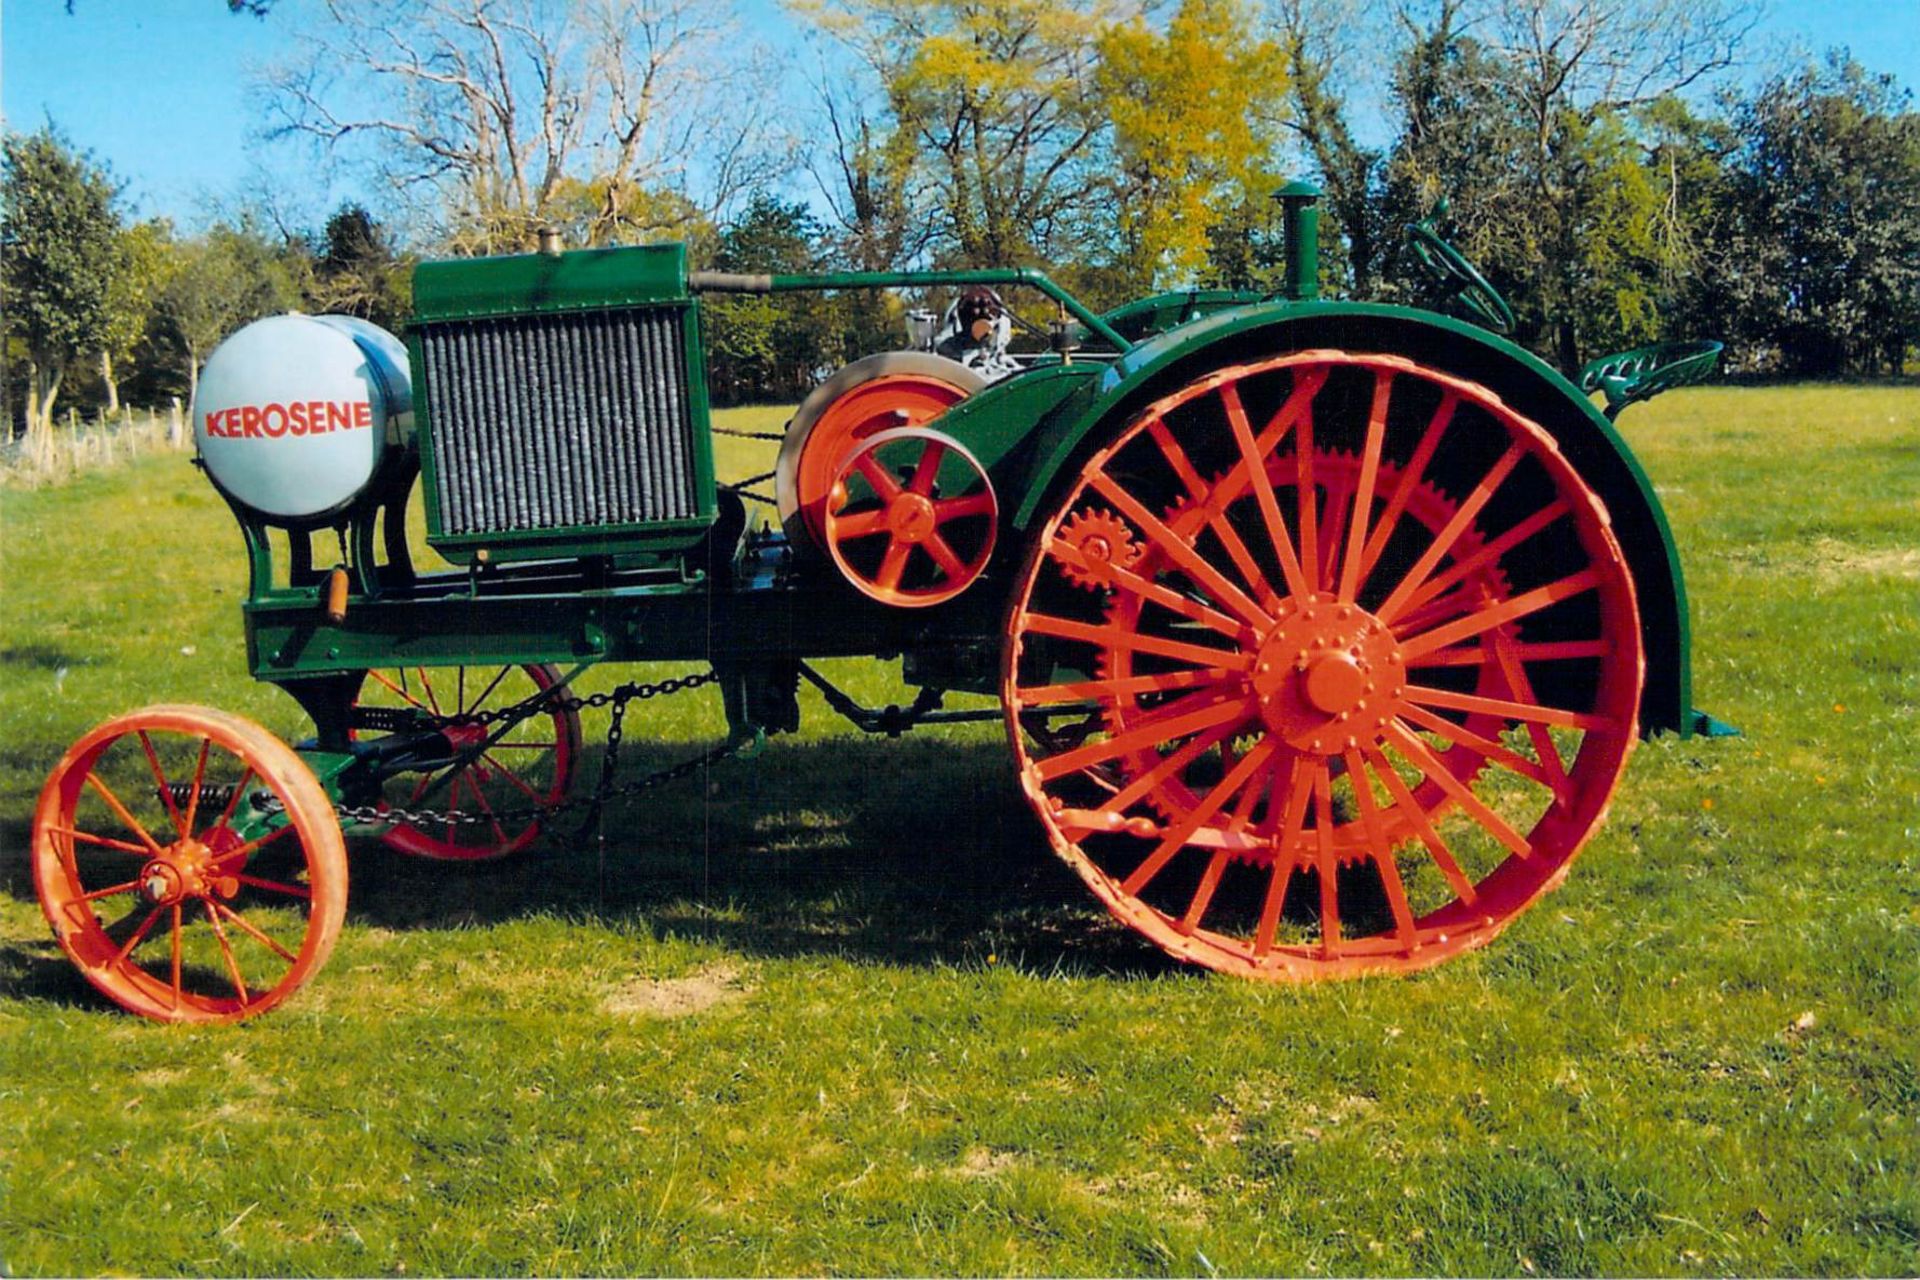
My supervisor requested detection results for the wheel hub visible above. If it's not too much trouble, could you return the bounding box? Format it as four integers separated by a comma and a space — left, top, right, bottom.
886, 492, 938, 543
1250, 596, 1405, 755
139, 838, 240, 905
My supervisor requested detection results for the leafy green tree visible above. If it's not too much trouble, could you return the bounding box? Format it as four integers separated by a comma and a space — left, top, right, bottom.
1713, 55, 1920, 375
1, 129, 122, 441
701, 195, 842, 404
155, 221, 303, 403
98, 219, 180, 412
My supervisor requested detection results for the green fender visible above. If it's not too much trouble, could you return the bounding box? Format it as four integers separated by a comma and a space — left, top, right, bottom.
997, 300, 1700, 739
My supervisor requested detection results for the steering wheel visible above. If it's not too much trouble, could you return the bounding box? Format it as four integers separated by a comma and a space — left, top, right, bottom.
1408, 204, 1516, 334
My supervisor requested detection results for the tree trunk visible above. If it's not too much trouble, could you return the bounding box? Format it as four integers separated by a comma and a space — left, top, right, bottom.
100, 350, 120, 414
186, 346, 200, 407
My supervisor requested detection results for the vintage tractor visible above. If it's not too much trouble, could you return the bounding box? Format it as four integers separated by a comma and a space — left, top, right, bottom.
29, 186, 1729, 1021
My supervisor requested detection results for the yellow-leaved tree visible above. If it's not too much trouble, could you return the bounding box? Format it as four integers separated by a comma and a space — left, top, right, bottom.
1095, 0, 1287, 292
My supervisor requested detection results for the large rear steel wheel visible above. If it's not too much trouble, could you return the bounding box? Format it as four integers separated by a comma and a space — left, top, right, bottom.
31, 705, 348, 1021
1003, 350, 1642, 978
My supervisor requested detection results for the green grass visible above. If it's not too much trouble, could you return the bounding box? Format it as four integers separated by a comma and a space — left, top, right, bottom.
2, 388, 1917, 1276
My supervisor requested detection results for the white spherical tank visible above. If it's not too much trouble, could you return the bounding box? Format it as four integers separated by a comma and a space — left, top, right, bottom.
192, 314, 412, 521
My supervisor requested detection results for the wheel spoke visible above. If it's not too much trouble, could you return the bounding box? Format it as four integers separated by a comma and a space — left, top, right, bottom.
1358, 390, 1457, 582
1147, 417, 1210, 502
44, 825, 150, 857
169, 904, 183, 1008
136, 731, 189, 838
1318, 475, 1353, 591
874, 539, 912, 591
202, 899, 250, 1006
1398, 568, 1602, 659
79, 878, 143, 903
923, 532, 968, 579
1409, 639, 1609, 667
206, 822, 297, 868
234, 874, 311, 900
1059, 720, 1247, 829
855, 453, 903, 500
468, 666, 512, 716
1219, 381, 1312, 600
1121, 738, 1276, 895
1337, 370, 1394, 601
1087, 472, 1273, 628
1401, 499, 1570, 617
1015, 666, 1234, 706
908, 441, 946, 495
1295, 399, 1318, 584
1398, 703, 1563, 798
367, 669, 430, 711
1034, 697, 1252, 783
181, 738, 212, 837
1342, 748, 1417, 946
1378, 444, 1525, 622
214, 901, 299, 965
1179, 848, 1233, 933
1402, 683, 1611, 732
1310, 761, 1341, 955
213, 767, 255, 831
465, 778, 511, 846
1048, 541, 1252, 642
833, 508, 890, 540
482, 752, 546, 804
1383, 721, 1531, 858
112, 905, 166, 964
1487, 625, 1573, 795
417, 668, 444, 716
1361, 746, 1477, 904
83, 773, 165, 856
936, 492, 995, 520
1254, 757, 1315, 957
1018, 610, 1253, 672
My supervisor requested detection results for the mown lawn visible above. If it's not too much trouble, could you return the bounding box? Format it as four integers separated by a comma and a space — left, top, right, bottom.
1, 386, 1915, 1276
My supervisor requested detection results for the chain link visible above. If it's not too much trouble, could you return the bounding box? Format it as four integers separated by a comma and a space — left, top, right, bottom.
332, 669, 738, 831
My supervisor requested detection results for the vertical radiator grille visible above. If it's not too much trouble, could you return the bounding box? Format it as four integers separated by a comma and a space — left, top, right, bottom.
420, 308, 701, 538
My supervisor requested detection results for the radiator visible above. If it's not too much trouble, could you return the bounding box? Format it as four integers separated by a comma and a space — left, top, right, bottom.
419, 307, 702, 540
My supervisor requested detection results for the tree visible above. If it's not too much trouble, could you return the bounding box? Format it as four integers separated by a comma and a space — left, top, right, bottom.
1, 129, 122, 445
1713, 55, 1920, 375
98, 219, 180, 412
701, 195, 841, 404
1094, 0, 1286, 293
155, 222, 303, 403
264, 0, 783, 254
306, 203, 411, 331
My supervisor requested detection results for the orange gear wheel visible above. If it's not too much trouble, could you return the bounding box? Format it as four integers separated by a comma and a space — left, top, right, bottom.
776, 354, 983, 550
31, 705, 348, 1022
823, 426, 998, 607
1004, 349, 1642, 980
1055, 508, 1144, 591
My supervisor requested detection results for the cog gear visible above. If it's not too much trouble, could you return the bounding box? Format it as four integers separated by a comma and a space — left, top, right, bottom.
1056, 508, 1144, 591
1089, 447, 1514, 867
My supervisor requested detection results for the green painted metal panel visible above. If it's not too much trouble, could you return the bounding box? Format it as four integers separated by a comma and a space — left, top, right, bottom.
412, 242, 690, 322
1006, 299, 1699, 738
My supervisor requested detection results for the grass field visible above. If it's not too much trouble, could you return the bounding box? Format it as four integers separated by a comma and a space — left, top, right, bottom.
1, 385, 1916, 1276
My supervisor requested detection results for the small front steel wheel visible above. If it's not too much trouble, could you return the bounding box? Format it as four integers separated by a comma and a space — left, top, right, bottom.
353, 664, 581, 861
31, 705, 348, 1022
1004, 350, 1642, 978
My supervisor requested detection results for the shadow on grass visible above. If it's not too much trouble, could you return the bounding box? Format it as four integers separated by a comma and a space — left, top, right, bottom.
0, 735, 1183, 1011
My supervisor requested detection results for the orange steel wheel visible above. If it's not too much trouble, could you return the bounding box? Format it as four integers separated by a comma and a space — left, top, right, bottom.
354, 664, 581, 861
824, 426, 998, 607
31, 705, 347, 1021
778, 356, 981, 549
1003, 350, 1643, 978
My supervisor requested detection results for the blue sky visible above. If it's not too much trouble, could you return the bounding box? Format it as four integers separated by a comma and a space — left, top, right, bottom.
3, 0, 1916, 233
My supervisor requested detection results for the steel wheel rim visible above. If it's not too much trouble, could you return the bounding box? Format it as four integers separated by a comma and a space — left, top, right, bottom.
31, 705, 347, 1022
1003, 350, 1642, 978
355, 664, 581, 861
